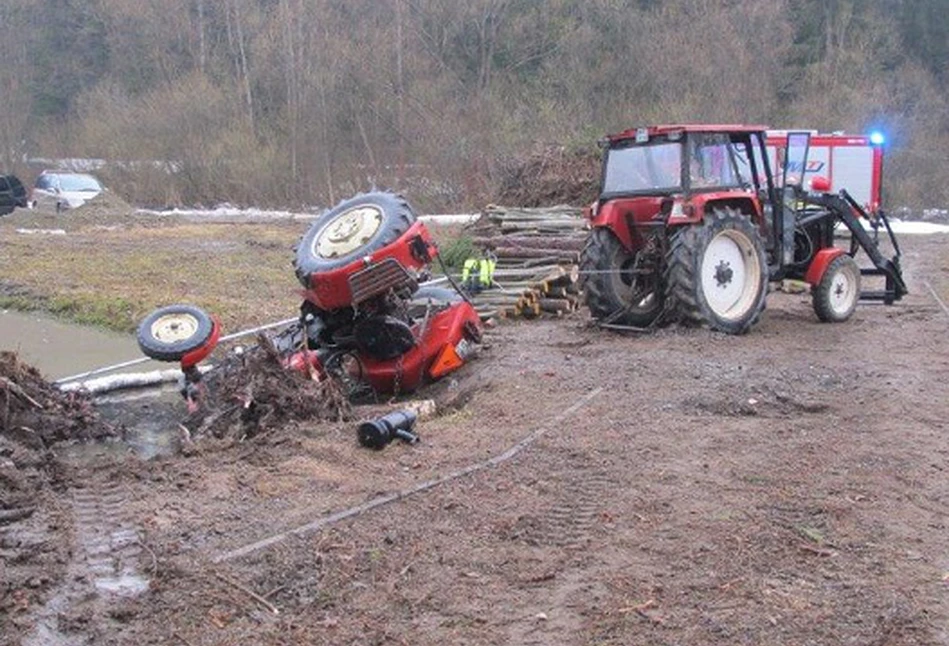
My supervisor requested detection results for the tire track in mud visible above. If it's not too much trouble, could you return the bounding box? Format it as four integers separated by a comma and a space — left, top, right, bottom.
25, 481, 148, 646
504, 448, 616, 644
529, 452, 615, 549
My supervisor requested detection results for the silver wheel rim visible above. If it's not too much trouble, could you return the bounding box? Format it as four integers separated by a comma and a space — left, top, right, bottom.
150, 313, 201, 344
313, 205, 384, 259
829, 262, 859, 316
701, 230, 761, 320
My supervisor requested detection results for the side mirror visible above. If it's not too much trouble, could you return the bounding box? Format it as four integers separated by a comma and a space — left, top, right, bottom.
810, 175, 831, 193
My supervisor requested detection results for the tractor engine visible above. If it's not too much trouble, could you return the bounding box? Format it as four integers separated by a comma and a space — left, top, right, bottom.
290, 192, 482, 395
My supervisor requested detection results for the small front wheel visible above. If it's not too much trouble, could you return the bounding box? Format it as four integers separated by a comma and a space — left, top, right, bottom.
137, 304, 217, 362
812, 254, 861, 322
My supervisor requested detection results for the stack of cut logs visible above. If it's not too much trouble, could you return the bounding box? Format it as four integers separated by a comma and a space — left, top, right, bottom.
463, 205, 589, 320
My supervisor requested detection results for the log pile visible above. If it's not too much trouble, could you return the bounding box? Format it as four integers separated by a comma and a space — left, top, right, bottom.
463, 205, 589, 320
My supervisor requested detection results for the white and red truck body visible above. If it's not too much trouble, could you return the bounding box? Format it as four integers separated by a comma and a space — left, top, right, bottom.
765, 131, 884, 211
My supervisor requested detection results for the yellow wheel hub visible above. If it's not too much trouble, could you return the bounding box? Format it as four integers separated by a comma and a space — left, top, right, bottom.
314, 205, 384, 259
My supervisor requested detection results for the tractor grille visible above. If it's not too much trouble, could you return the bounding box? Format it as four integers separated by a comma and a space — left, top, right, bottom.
348, 258, 417, 305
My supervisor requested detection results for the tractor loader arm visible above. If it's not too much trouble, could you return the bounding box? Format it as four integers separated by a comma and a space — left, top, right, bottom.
800, 190, 907, 304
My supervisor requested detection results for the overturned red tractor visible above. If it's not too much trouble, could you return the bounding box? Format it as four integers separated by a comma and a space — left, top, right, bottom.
581, 125, 906, 333
137, 192, 482, 405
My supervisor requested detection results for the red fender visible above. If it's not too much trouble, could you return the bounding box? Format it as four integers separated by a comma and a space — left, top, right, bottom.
804, 248, 846, 286
180, 317, 222, 369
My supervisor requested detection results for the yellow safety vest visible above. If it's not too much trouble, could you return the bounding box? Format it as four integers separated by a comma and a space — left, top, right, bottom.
462, 256, 495, 288
462, 258, 480, 284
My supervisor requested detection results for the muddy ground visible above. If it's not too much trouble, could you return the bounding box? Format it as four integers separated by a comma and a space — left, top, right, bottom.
2, 228, 949, 645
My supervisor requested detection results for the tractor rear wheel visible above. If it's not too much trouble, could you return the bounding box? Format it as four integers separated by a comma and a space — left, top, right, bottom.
665, 207, 767, 334
812, 254, 860, 322
580, 228, 663, 327
294, 192, 416, 287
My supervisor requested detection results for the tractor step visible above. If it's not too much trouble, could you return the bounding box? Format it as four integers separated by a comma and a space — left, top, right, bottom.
860, 290, 899, 302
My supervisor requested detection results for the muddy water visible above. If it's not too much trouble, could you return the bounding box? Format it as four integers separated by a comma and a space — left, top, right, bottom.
1, 308, 186, 459
0, 309, 166, 380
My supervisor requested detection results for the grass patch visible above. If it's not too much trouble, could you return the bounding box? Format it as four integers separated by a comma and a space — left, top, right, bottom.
0, 218, 305, 333
436, 235, 478, 273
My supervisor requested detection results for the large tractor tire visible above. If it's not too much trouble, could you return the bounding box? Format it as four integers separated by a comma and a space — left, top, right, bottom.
812, 253, 860, 322
580, 228, 663, 327
665, 207, 768, 335
294, 192, 416, 287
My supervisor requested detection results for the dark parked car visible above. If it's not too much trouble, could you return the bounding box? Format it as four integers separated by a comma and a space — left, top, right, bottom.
0, 174, 28, 216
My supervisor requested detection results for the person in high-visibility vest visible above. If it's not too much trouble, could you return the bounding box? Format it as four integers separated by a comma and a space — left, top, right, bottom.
462, 257, 481, 293
461, 249, 496, 294
479, 250, 497, 288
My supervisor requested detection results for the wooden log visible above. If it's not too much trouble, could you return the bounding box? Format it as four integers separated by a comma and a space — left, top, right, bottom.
58, 366, 214, 395
493, 266, 561, 277
470, 235, 587, 251
531, 265, 580, 291
499, 222, 587, 233
523, 256, 565, 268
495, 246, 580, 262
544, 286, 571, 298
0, 507, 36, 525
484, 204, 582, 218
520, 301, 541, 319
539, 298, 575, 314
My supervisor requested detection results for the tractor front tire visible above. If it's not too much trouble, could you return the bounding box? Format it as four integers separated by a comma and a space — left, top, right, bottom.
137, 304, 216, 362
812, 254, 860, 322
665, 207, 767, 335
580, 228, 663, 327
294, 192, 417, 287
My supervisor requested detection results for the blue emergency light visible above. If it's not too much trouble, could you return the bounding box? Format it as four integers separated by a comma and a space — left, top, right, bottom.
869, 131, 885, 146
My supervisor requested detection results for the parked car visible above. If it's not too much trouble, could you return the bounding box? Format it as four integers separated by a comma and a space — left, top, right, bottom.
0, 174, 28, 216
31, 171, 104, 212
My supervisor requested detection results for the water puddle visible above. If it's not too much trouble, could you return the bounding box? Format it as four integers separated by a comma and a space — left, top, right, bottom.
1, 308, 189, 458
0, 309, 164, 381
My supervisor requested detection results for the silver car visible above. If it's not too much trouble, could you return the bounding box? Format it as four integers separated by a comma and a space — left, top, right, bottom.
31, 171, 104, 212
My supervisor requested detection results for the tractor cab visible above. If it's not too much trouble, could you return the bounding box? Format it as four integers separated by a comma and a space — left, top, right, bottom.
600, 128, 765, 199
592, 125, 773, 248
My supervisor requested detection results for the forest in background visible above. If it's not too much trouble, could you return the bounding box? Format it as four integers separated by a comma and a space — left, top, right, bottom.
0, 0, 947, 211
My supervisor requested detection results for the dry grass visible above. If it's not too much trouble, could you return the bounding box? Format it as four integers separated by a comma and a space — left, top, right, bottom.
0, 206, 471, 335
0, 210, 306, 333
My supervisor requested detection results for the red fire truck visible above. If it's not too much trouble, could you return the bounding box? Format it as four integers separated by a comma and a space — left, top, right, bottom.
765, 130, 885, 211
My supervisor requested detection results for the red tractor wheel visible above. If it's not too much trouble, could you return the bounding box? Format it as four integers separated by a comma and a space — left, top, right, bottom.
294, 192, 417, 287
665, 207, 767, 334
812, 254, 861, 322
580, 228, 663, 327
137, 304, 218, 363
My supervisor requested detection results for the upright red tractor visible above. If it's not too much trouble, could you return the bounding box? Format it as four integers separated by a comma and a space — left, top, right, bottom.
581, 125, 906, 334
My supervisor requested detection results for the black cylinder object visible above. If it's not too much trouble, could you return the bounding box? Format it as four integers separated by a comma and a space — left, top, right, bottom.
357, 410, 419, 449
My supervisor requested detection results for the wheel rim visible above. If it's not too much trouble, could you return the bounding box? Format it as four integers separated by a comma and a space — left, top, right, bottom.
700, 230, 761, 320
609, 248, 658, 314
149, 313, 201, 345
828, 261, 859, 316
313, 205, 384, 258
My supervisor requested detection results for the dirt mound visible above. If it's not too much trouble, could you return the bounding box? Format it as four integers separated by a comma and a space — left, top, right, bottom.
0, 190, 138, 231
0, 351, 116, 449
494, 146, 601, 208
184, 336, 352, 441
